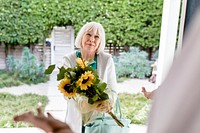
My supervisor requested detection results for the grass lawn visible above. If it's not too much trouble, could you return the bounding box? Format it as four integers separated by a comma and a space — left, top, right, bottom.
0, 92, 150, 127
0, 69, 150, 126
118, 93, 151, 124
0, 93, 48, 128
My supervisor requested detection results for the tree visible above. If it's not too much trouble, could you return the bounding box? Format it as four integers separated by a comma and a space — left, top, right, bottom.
0, 0, 163, 53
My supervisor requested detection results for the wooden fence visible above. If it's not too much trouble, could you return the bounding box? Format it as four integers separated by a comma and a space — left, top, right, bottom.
105, 44, 128, 56
0, 44, 51, 69
0, 43, 127, 69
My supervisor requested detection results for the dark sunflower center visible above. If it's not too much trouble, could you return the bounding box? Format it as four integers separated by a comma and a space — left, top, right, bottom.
64, 84, 73, 93
82, 77, 89, 84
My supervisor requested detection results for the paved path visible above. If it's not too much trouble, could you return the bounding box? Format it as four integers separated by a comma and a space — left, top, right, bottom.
0, 72, 155, 133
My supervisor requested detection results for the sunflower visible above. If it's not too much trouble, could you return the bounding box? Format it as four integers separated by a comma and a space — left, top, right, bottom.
76, 71, 95, 90
58, 78, 76, 97
76, 58, 88, 69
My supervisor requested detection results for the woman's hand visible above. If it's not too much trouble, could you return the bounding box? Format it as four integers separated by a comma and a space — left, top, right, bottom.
95, 100, 113, 112
13, 107, 73, 133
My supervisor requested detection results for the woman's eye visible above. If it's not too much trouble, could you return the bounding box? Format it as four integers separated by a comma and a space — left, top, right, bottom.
86, 33, 91, 36
95, 36, 99, 38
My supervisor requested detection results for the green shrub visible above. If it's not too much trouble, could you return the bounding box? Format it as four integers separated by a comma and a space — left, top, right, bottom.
114, 47, 151, 79
0, 70, 23, 88
118, 93, 151, 124
152, 49, 159, 60
0, 0, 163, 50
6, 47, 48, 84
0, 79, 22, 88
6, 55, 20, 73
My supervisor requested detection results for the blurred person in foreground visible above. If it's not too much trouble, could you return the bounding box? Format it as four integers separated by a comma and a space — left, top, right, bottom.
141, 87, 156, 100
147, 9, 200, 133
13, 107, 73, 133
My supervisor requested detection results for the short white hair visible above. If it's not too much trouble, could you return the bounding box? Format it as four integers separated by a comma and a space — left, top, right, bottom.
75, 22, 106, 54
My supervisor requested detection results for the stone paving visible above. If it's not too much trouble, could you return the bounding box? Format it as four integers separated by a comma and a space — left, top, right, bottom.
0, 72, 155, 133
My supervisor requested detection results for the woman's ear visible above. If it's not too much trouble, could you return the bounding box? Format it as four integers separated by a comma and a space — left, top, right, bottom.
80, 38, 83, 48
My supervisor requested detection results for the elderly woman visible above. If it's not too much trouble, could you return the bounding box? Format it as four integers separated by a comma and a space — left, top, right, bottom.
63, 22, 117, 133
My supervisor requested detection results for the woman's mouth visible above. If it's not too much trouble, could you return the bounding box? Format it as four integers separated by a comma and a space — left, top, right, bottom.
87, 43, 94, 47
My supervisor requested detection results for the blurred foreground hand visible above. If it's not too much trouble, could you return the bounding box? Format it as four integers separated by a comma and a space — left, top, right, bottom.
13, 107, 73, 133
141, 87, 155, 100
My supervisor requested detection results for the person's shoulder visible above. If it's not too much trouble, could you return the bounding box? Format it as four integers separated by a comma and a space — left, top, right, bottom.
63, 51, 76, 59
98, 51, 112, 59
64, 51, 76, 57
98, 51, 114, 65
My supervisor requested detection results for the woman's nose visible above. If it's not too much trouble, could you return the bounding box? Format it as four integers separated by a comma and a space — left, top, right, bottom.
89, 36, 95, 42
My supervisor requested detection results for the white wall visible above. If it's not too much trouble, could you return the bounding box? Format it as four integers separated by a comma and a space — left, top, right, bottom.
156, 0, 182, 87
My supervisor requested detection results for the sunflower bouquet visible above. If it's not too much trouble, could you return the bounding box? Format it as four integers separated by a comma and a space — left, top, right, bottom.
45, 58, 124, 127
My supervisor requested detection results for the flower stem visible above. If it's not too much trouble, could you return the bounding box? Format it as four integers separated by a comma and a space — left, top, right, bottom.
108, 111, 124, 127
80, 57, 86, 68
86, 90, 94, 97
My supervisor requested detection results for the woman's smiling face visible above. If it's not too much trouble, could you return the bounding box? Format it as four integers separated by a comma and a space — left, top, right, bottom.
81, 29, 101, 53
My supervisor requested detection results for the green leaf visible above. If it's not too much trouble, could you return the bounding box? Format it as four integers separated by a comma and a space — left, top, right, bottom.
57, 66, 66, 80
84, 66, 93, 71
99, 92, 109, 100
97, 82, 107, 93
94, 78, 100, 84
44, 65, 55, 74
92, 94, 99, 102
88, 98, 95, 104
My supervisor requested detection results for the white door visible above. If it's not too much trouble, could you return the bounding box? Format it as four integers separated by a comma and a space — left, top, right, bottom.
51, 26, 74, 69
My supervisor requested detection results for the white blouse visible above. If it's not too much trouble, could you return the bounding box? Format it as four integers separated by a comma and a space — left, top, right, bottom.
63, 51, 117, 133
